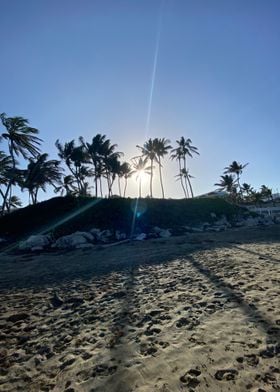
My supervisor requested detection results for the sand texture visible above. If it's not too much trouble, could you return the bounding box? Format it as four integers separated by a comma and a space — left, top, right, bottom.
0, 226, 279, 392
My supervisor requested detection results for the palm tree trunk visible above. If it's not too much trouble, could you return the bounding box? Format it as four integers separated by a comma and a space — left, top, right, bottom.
186, 174, 194, 198
150, 159, 153, 198
99, 177, 103, 198
158, 157, 165, 198
2, 141, 16, 215
139, 177, 142, 198
183, 156, 190, 198
124, 178, 128, 198
178, 159, 187, 198
118, 177, 121, 196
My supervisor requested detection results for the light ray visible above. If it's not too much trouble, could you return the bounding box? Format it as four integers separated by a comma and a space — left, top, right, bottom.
145, 0, 164, 139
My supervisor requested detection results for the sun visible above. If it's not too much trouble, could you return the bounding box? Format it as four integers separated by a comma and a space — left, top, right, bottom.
136, 170, 149, 184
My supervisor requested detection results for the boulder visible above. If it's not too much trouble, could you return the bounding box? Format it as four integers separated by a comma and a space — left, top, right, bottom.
152, 227, 172, 238
135, 233, 146, 241
53, 232, 92, 249
19, 235, 51, 251
115, 230, 126, 241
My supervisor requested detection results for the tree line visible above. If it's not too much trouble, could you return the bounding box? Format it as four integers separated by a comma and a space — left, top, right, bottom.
0, 113, 199, 214
215, 161, 274, 205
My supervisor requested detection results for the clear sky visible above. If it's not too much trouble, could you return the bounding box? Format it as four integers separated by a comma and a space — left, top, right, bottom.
0, 0, 279, 201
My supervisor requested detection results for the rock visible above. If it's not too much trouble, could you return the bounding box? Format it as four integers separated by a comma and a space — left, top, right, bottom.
7, 313, 29, 323
53, 231, 93, 249
153, 227, 172, 238
135, 233, 146, 241
99, 229, 112, 243
115, 230, 126, 241
31, 246, 44, 252
90, 228, 102, 240
19, 235, 51, 251
210, 212, 217, 218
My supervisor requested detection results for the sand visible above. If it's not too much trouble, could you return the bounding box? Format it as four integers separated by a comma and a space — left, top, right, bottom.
0, 226, 279, 392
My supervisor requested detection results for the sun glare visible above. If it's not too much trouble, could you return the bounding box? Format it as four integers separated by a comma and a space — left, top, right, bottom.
136, 170, 149, 184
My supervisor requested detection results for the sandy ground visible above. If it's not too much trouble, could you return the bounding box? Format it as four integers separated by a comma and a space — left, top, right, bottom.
0, 226, 279, 392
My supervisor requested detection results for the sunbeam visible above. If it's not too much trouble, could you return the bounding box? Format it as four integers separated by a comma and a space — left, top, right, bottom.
145, 0, 164, 139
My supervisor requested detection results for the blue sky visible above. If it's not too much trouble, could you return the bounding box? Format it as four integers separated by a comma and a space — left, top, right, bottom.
0, 0, 279, 201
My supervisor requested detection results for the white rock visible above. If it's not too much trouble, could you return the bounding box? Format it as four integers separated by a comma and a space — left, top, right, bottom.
135, 233, 146, 241
31, 246, 44, 252
54, 233, 89, 249
158, 229, 171, 238
19, 235, 51, 250
74, 231, 94, 242
115, 231, 126, 241
152, 227, 172, 238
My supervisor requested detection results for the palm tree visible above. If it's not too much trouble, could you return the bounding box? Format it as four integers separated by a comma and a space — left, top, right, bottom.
0, 151, 13, 204
260, 185, 273, 203
131, 157, 152, 198
104, 154, 121, 197
171, 137, 199, 198
0, 113, 42, 213
20, 153, 63, 204
54, 175, 79, 196
215, 174, 236, 194
119, 162, 132, 197
80, 134, 108, 197
55, 139, 91, 196
154, 138, 172, 198
224, 161, 248, 195
137, 138, 158, 197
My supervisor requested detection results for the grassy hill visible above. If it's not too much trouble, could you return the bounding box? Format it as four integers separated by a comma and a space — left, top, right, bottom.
0, 196, 248, 241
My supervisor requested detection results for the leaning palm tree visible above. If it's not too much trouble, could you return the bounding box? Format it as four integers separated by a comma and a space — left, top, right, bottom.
131, 157, 152, 198
171, 137, 199, 198
224, 161, 248, 195
55, 139, 91, 195
137, 138, 158, 198
0, 113, 42, 213
0, 151, 13, 205
79, 134, 108, 197
54, 175, 79, 196
154, 138, 172, 198
260, 185, 273, 203
215, 174, 237, 198
20, 153, 63, 204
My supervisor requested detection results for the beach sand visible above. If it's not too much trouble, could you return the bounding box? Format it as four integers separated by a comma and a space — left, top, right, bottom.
0, 226, 279, 392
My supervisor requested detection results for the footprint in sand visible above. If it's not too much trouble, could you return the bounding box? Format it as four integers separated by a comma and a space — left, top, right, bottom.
214, 368, 238, 381
180, 369, 201, 388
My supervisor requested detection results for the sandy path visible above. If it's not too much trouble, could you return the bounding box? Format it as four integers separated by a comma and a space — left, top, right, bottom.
0, 227, 279, 391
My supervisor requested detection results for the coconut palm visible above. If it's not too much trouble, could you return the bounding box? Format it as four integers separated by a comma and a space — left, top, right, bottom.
101, 141, 123, 197
260, 185, 273, 203
131, 157, 152, 198
79, 134, 108, 197
224, 161, 248, 194
119, 162, 132, 197
136, 139, 158, 198
55, 139, 91, 195
215, 174, 237, 194
54, 175, 79, 196
171, 137, 199, 198
0, 113, 42, 213
20, 153, 63, 204
154, 138, 172, 198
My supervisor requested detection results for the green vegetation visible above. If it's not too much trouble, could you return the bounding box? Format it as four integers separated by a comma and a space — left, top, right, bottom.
215, 161, 274, 205
0, 196, 246, 240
